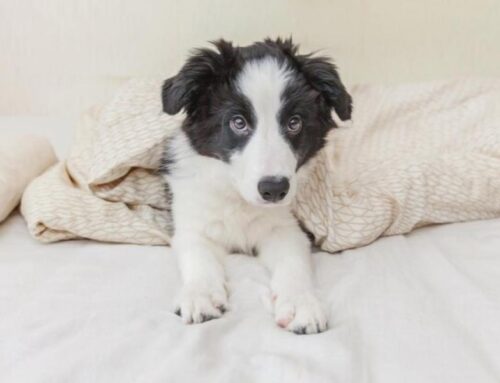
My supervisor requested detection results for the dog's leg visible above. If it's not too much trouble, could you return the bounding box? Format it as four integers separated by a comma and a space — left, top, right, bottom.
173, 234, 228, 324
259, 225, 328, 334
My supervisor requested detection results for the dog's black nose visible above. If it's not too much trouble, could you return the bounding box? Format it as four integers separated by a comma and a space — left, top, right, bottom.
258, 177, 290, 202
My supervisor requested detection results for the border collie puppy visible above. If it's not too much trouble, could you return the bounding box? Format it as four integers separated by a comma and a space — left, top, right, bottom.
161, 38, 351, 334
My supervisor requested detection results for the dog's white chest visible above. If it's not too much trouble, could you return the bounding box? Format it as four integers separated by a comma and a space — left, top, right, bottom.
167, 177, 272, 252
200, 192, 273, 252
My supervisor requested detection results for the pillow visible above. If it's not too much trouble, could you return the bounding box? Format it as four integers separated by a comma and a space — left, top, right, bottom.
0, 134, 57, 222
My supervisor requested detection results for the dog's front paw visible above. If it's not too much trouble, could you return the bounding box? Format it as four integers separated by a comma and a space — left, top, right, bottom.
274, 292, 328, 335
174, 283, 228, 324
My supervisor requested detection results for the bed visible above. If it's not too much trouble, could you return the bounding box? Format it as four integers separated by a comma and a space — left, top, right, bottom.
1, 118, 500, 382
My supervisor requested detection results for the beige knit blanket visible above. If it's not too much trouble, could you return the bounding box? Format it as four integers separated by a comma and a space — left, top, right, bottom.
21, 78, 500, 252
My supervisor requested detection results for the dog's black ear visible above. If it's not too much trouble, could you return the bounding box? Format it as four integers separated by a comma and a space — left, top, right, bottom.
162, 39, 236, 115
297, 55, 352, 121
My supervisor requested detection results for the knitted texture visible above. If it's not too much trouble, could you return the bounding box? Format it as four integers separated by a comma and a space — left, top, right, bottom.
21, 78, 500, 252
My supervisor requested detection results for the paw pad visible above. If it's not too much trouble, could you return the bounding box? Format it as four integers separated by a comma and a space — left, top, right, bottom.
274, 292, 328, 335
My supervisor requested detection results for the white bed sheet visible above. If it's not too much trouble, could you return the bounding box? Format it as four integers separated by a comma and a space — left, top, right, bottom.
1, 212, 500, 383
1, 117, 500, 382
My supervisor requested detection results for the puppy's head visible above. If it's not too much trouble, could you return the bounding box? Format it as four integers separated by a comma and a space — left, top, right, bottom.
162, 38, 351, 206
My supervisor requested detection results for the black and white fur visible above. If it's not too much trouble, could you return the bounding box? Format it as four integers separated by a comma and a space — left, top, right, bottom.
161, 38, 351, 334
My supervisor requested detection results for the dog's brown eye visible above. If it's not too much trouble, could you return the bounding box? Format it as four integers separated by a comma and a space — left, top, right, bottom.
230, 115, 248, 134
287, 115, 302, 135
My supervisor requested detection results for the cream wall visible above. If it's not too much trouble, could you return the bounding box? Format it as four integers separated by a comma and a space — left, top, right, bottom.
1, 0, 499, 116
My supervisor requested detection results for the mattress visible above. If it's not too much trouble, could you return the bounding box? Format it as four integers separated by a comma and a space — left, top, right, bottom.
1, 118, 500, 382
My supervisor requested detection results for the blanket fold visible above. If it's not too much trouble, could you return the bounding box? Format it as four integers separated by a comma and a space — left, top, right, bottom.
21, 78, 500, 252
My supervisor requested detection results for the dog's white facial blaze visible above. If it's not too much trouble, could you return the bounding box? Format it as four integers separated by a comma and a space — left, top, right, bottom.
231, 58, 298, 206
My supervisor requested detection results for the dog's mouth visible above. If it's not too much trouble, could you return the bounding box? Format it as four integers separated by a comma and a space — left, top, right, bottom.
251, 198, 292, 208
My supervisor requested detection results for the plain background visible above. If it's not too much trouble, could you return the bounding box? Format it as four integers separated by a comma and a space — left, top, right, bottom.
1, 0, 500, 117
